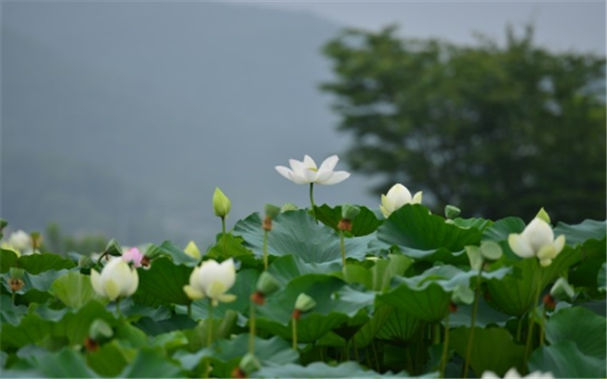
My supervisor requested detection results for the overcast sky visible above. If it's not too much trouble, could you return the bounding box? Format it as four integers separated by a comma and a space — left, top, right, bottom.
242, 1, 605, 55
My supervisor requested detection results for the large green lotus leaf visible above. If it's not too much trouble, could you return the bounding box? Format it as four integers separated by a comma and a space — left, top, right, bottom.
3, 348, 100, 378
450, 327, 525, 377
252, 361, 414, 378
205, 233, 254, 259
14, 253, 76, 275
181, 310, 237, 353
313, 204, 382, 237
0, 249, 19, 273
150, 331, 189, 353
376, 306, 421, 344
155, 240, 200, 266
86, 340, 136, 377
569, 238, 606, 290
376, 204, 482, 264
1, 269, 66, 305
452, 217, 492, 231
447, 297, 512, 328
545, 306, 606, 360
181, 268, 259, 320
482, 217, 526, 243
553, 219, 607, 246
486, 247, 580, 317
117, 348, 186, 378
352, 303, 393, 348
50, 272, 107, 309
342, 253, 413, 292
529, 341, 606, 379
135, 314, 196, 336
175, 334, 298, 378
256, 275, 372, 342
268, 254, 342, 286
0, 295, 28, 326
378, 265, 510, 323
1, 301, 117, 351
233, 210, 373, 263
599, 263, 607, 293
135, 257, 192, 306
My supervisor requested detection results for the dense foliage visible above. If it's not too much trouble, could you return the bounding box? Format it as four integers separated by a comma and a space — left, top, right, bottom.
1, 200, 605, 378
321, 25, 606, 223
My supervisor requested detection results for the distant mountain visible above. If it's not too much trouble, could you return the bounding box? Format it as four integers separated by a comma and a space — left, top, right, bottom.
2, 2, 377, 246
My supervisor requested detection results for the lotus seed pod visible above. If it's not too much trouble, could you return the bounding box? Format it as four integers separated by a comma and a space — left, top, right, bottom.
256, 271, 281, 296
341, 204, 361, 220
104, 239, 123, 256
89, 319, 114, 343
444, 205, 461, 220
294, 293, 316, 312
264, 204, 281, 220
480, 241, 502, 261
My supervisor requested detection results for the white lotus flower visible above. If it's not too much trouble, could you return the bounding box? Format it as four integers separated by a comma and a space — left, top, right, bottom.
4, 230, 33, 255
183, 258, 236, 306
482, 367, 553, 379
275, 155, 350, 185
508, 218, 565, 267
90, 257, 139, 301
380, 183, 423, 218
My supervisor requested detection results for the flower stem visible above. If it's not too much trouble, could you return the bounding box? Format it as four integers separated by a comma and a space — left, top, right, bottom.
187, 303, 192, 319
516, 317, 523, 343
204, 300, 214, 378
249, 303, 256, 355
292, 318, 298, 350
462, 268, 482, 379
524, 267, 543, 368
263, 230, 269, 271
540, 307, 546, 346
340, 230, 346, 267
440, 314, 451, 379
309, 183, 317, 223
221, 217, 227, 258
11, 291, 16, 304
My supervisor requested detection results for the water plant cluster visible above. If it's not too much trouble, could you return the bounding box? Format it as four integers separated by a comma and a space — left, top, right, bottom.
1, 155, 605, 378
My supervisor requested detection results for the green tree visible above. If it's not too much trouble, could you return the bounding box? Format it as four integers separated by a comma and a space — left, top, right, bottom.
321, 25, 606, 223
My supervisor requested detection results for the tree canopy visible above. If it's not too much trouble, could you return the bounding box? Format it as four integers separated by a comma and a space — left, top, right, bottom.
321, 25, 606, 223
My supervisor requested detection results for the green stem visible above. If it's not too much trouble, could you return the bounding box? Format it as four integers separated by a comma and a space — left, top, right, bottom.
540, 307, 546, 346
249, 304, 256, 354
309, 183, 317, 223
525, 268, 543, 368
433, 322, 440, 345
11, 290, 16, 304
462, 268, 482, 379
187, 303, 192, 319
344, 339, 350, 361
516, 316, 523, 343
292, 318, 298, 351
406, 347, 413, 374
263, 230, 269, 271
353, 337, 359, 362
371, 340, 380, 371
340, 230, 346, 267
205, 300, 214, 378
440, 315, 451, 379
221, 217, 227, 258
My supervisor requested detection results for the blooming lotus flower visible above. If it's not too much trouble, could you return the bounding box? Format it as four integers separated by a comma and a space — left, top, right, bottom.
275, 155, 350, 185
380, 183, 423, 218
91, 257, 139, 301
508, 218, 565, 267
2, 230, 33, 255
183, 258, 236, 306
482, 367, 553, 379
122, 247, 144, 268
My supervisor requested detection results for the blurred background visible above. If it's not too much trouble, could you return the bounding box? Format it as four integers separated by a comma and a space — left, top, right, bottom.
1, 0, 605, 252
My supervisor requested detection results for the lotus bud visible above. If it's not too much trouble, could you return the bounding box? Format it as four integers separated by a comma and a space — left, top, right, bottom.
183, 259, 236, 306
122, 247, 145, 268
380, 183, 423, 218
30, 232, 42, 251
280, 203, 298, 213
184, 241, 202, 260
292, 293, 316, 319
536, 207, 551, 224
550, 277, 575, 301
7, 231, 32, 253
508, 218, 565, 267
465, 246, 483, 271
89, 319, 114, 343
213, 188, 231, 218
264, 204, 281, 220
479, 241, 502, 261
239, 353, 260, 375
104, 239, 123, 256
452, 284, 475, 305
445, 205, 461, 220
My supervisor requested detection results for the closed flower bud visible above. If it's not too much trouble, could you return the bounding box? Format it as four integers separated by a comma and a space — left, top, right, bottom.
90, 258, 139, 301
380, 183, 423, 218
256, 271, 281, 296
445, 205, 461, 220
184, 241, 202, 260
294, 293, 316, 313
6, 230, 32, 254
122, 247, 144, 268
89, 319, 114, 343
264, 204, 281, 220
104, 239, 123, 256
213, 188, 232, 218
479, 241, 502, 261
341, 204, 360, 220
508, 218, 565, 267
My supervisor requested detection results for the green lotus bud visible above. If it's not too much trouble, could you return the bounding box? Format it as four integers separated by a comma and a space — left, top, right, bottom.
480, 241, 502, 261
213, 187, 231, 218
264, 204, 281, 220
89, 319, 113, 343
550, 277, 575, 301
294, 293, 316, 312
536, 207, 551, 224
445, 205, 461, 220
9, 267, 25, 280
341, 204, 361, 220
452, 284, 475, 305
104, 239, 122, 256
280, 203, 298, 213
239, 353, 261, 375
78, 255, 95, 268
184, 241, 201, 260
256, 271, 281, 296
465, 246, 483, 271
